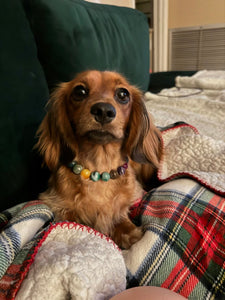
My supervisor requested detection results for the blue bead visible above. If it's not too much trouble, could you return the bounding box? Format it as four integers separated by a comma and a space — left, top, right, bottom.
90, 171, 100, 182
101, 172, 110, 181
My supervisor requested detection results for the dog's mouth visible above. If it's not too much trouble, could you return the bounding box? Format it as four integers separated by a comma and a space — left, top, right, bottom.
85, 130, 120, 144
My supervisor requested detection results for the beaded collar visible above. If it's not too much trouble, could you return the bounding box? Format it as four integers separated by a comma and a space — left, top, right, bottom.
68, 157, 128, 182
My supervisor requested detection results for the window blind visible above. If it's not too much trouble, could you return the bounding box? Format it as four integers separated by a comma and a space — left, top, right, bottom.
169, 25, 225, 71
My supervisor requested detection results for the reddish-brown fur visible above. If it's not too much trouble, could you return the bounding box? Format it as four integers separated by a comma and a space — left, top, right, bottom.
36, 70, 162, 249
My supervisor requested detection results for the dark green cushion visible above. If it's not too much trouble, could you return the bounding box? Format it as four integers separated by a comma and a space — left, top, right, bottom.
0, 0, 49, 210
148, 71, 197, 93
24, 0, 150, 91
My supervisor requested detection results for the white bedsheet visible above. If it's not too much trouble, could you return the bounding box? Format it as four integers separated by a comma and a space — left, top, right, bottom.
145, 70, 225, 142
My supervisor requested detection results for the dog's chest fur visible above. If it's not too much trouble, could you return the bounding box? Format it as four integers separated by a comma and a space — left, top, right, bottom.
40, 165, 143, 235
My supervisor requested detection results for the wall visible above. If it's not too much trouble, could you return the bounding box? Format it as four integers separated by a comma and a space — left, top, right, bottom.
169, 0, 225, 29
85, 0, 135, 8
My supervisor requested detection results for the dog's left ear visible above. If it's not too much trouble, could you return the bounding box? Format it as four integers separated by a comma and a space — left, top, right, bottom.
123, 89, 162, 167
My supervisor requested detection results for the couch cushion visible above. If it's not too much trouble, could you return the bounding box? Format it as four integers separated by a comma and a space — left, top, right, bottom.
148, 71, 197, 93
0, 0, 49, 210
24, 0, 150, 91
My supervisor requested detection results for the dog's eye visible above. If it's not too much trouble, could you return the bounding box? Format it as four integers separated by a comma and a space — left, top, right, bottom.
72, 85, 89, 101
115, 88, 130, 104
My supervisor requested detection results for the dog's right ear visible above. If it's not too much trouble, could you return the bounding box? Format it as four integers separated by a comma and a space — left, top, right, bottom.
35, 109, 61, 171
35, 83, 75, 171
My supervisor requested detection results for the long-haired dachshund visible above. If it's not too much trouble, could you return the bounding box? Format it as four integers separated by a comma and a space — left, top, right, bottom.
36, 70, 162, 249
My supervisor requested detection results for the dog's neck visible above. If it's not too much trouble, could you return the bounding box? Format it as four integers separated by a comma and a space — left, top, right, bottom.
72, 141, 127, 174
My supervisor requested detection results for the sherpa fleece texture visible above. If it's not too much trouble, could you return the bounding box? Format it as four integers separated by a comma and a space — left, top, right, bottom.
16, 223, 126, 300
158, 123, 225, 195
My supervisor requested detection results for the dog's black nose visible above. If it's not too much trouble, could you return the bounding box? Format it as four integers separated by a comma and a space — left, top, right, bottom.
90, 102, 116, 124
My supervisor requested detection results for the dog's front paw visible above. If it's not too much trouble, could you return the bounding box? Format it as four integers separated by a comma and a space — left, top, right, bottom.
112, 219, 143, 249
119, 226, 143, 250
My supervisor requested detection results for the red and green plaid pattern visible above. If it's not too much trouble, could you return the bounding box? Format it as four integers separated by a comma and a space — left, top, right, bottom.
0, 180, 225, 299
127, 179, 225, 299
0, 201, 53, 300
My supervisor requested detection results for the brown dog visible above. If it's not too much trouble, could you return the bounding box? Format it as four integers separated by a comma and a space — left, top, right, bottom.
36, 70, 162, 249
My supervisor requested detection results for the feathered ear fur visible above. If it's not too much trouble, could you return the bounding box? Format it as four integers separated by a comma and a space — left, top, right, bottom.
35, 83, 75, 171
123, 90, 162, 168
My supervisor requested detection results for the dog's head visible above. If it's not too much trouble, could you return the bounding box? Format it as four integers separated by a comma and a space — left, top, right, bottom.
36, 70, 161, 170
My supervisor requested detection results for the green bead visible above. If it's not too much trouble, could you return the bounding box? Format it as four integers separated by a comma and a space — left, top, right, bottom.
101, 172, 110, 182
73, 164, 83, 174
90, 171, 100, 182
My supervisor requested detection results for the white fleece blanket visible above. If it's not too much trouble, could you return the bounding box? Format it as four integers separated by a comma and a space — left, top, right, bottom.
158, 123, 225, 195
176, 70, 225, 90
15, 223, 126, 300
145, 70, 225, 142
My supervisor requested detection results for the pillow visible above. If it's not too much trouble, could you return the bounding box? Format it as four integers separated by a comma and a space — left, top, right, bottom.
0, 0, 49, 210
24, 0, 150, 91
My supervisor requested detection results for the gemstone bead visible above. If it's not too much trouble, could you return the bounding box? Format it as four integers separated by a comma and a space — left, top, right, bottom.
123, 162, 128, 169
117, 166, 126, 175
109, 169, 119, 179
73, 164, 83, 174
90, 171, 101, 182
69, 157, 128, 182
81, 168, 91, 179
101, 172, 110, 181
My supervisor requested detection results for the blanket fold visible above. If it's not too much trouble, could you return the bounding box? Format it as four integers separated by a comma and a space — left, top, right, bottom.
125, 178, 225, 300
0, 201, 53, 280
159, 123, 225, 196
0, 202, 126, 300
16, 223, 126, 300
176, 70, 225, 90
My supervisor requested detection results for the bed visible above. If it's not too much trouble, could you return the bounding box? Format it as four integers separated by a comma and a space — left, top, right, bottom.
0, 70, 225, 300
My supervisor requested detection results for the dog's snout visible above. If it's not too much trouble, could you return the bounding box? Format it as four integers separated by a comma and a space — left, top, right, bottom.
90, 102, 116, 124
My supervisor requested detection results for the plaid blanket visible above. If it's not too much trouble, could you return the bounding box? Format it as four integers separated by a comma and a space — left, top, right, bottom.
1, 182, 224, 299
125, 178, 225, 300
0, 202, 126, 300
0, 201, 54, 299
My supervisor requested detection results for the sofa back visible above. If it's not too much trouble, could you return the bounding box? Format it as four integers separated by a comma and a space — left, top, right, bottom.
0, 0, 49, 210
24, 0, 150, 92
0, 0, 150, 210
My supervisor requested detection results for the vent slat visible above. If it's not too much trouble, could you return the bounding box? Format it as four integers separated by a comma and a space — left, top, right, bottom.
169, 25, 225, 71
